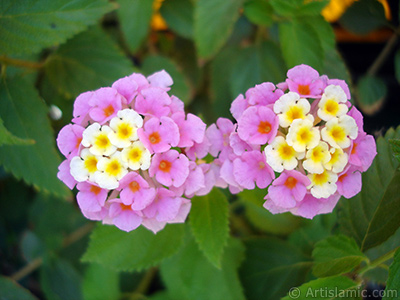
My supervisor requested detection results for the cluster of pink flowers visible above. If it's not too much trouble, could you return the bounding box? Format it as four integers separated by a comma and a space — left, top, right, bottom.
207, 64, 376, 219
57, 65, 377, 233
57, 70, 212, 233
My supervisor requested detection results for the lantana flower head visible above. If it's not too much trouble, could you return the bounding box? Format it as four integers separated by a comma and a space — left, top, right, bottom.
219, 64, 377, 219
57, 70, 209, 233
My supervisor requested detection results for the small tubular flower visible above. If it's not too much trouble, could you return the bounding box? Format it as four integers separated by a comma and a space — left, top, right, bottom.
286, 117, 320, 152
82, 123, 116, 156
321, 115, 358, 149
307, 170, 338, 199
264, 136, 304, 172
317, 85, 348, 121
237, 106, 279, 145
273, 92, 310, 127
108, 109, 143, 148
302, 141, 331, 174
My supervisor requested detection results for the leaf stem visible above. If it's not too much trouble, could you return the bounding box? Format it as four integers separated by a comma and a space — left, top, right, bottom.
10, 222, 94, 282
367, 33, 398, 76
134, 267, 158, 295
0, 55, 45, 70
358, 246, 400, 276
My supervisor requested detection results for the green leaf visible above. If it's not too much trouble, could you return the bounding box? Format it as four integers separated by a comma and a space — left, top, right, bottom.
312, 235, 368, 277
281, 276, 361, 300
363, 227, 400, 284
0, 276, 38, 300
142, 54, 192, 105
338, 126, 400, 251
160, 235, 246, 300
0, 117, 34, 146
229, 41, 286, 98
240, 237, 312, 300
194, 0, 244, 59
339, 0, 386, 35
243, 0, 273, 27
116, 0, 154, 53
45, 26, 134, 99
40, 258, 83, 300
82, 223, 185, 271
279, 19, 324, 71
160, 0, 194, 39
270, 0, 329, 17
21, 231, 46, 262
189, 188, 229, 268
323, 49, 351, 85
83, 264, 120, 300
356, 75, 387, 116
239, 188, 302, 235
383, 248, 400, 300
289, 213, 337, 256
29, 193, 86, 251
389, 139, 400, 163
0, 76, 70, 198
0, 0, 115, 55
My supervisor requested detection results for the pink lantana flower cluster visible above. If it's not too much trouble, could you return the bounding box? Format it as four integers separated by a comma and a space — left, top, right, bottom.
57, 70, 210, 233
209, 64, 376, 219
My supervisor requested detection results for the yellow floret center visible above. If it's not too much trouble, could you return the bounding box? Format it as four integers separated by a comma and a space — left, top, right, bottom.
297, 127, 312, 144
323, 99, 339, 115
84, 156, 98, 173
117, 122, 133, 139
310, 146, 324, 162
286, 106, 304, 123
94, 133, 111, 149
311, 171, 329, 186
105, 159, 122, 177
128, 147, 142, 162
277, 143, 296, 160
329, 149, 341, 165
329, 125, 346, 142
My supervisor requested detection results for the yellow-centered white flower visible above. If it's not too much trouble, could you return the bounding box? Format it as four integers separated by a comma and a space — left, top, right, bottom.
109, 109, 143, 148
70, 149, 100, 182
286, 116, 320, 153
95, 151, 128, 189
323, 147, 348, 173
121, 141, 151, 170
317, 85, 348, 121
273, 92, 311, 128
307, 170, 338, 199
264, 136, 304, 172
82, 123, 116, 156
303, 141, 331, 174
321, 115, 358, 149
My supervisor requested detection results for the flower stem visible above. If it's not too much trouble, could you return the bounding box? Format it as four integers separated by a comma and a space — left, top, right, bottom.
10, 222, 94, 281
358, 246, 399, 276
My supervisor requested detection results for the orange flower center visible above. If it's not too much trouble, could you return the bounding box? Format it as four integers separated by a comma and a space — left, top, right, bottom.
103, 104, 115, 117
129, 181, 140, 193
284, 176, 297, 189
149, 132, 161, 144
258, 121, 271, 134
298, 84, 310, 95
338, 174, 347, 182
120, 204, 132, 211
159, 160, 172, 172
90, 185, 102, 195
351, 143, 357, 155
75, 137, 82, 149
